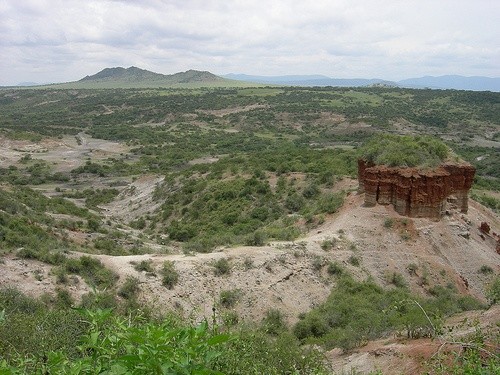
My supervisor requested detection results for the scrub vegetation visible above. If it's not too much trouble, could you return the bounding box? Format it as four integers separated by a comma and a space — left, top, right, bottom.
0, 85, 499, 373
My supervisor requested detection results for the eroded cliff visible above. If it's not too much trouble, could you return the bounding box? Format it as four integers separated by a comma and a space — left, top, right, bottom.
358, 159, 475, 219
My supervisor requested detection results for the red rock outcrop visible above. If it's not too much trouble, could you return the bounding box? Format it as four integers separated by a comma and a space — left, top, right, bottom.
358, 159, 475, 219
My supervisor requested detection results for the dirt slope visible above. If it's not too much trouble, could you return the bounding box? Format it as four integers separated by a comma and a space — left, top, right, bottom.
2, 191, 498, 321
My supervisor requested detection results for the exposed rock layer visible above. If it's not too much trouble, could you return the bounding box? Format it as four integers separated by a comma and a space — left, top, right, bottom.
358, 160, 475, 219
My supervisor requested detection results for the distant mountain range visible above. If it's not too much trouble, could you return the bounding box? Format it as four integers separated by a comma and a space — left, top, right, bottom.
224, 73, 500, 91
9, 67, 500, 91
223, 74, 397, 88
397, 75, 500, 91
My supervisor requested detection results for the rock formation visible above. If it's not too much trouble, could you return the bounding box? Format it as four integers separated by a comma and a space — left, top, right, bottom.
358, 159, 475, 219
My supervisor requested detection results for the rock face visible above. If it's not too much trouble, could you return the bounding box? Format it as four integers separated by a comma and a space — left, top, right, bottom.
358, 160, 475, 219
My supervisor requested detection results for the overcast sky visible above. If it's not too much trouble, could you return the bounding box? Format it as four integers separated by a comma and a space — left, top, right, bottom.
1, 0, 499, 85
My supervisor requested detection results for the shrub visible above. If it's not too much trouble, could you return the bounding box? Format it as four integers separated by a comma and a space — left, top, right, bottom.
407, 263, 418, 276
55, 288, 74, 308
486, 276, 500, 305
383, 218, 394, 228
327, 261, 344, 276
400, 231, 411, 241
118, 276, 140, 299
262, 309, 287, 335
348, 255, 360, 267
312, 256, 325, 271
479, 265, 494, 274
317, 192, 344, 214
243, 257, 254, 270
388, 272, 407, 288
0, 288, 86, 361
219, 290, 240, 308
320, 238, 336, 251
80, 290, 118, 310
245, 230, 267, 246
213, 258, 231, 276
293, 273, 483, 351
64, 256, 118, 289
215, 330, 329, 374
133, 259, 154, 273
360, 134, 450, 168
161, 261, 179, 289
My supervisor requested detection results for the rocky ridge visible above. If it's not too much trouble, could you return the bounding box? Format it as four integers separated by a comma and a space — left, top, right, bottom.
358, 159, 476, 219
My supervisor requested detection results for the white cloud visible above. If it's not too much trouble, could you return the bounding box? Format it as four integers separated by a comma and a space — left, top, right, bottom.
0, 0, 498, 85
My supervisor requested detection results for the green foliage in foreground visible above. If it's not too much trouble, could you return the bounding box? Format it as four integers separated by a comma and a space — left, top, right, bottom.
0, 289, 330, 374
360, 134, 450, 168
426, 322, 500, 375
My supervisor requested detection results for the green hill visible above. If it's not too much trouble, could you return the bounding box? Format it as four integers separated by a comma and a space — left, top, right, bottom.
41, 67, 259, 89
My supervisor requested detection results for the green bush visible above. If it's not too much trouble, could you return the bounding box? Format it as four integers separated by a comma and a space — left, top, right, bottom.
161, 261, 179, 289
486, 276, 500, 305
388, 272, 407, 288
118, 276, 140, 300
245, 230, 267, 246
262, 309, 287, 336
64, 256, 118, 289
214, 330, 330, 374
80, 290, 118, 310
348, 255, 360, 267
320, 237, 337, 251
213, 258, 231, 276
0, 288, 86, 361
327, 261, 344, 276
133, 259, 154, 273
219, 289, 241, 308
479, 265, 494, 274
293, 274, 484, 351
360, 134, 450, 168
384, 218, 394, 228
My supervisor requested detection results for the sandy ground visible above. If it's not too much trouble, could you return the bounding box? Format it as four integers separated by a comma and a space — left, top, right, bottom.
0, 132, 129, 172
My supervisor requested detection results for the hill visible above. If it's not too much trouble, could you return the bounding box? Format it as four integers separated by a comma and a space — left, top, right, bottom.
42, 67, 257, 89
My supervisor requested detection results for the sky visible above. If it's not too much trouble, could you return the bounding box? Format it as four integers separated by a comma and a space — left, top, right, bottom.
1, 0, 499, 85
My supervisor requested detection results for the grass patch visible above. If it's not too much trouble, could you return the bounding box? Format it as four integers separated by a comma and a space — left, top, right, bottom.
63, 256, 118, 289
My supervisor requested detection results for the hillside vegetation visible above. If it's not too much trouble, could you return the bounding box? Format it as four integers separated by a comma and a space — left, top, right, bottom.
0, 85, 498, 374
360, 134, 451, 168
